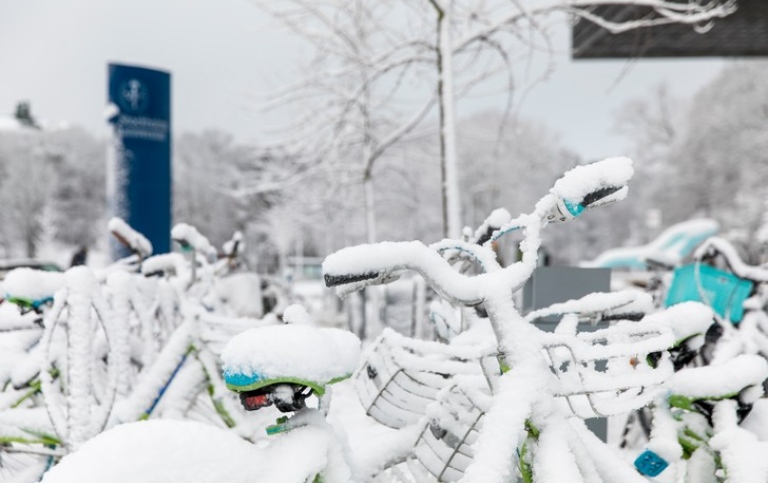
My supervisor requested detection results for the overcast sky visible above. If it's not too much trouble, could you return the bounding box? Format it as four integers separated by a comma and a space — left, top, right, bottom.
0, 0, 727, 160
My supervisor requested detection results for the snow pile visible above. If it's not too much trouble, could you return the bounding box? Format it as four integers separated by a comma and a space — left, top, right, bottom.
665, 354, 768, 400
3, 267, 64, 302
41, 419, 334, 483
551, 157, 633, 205
282, 304, 313, 325
642, 301, 713, 345
108, 217, 152, 258
222, 324, 360, 390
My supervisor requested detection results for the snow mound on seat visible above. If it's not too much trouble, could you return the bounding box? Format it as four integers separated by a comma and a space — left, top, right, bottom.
222, 323, 360, 387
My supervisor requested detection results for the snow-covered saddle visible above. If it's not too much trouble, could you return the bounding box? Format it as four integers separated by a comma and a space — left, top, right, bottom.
222, 315, 360, 412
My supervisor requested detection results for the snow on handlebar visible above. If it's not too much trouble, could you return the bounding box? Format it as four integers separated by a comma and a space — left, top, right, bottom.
109, 217, 153, 259
487, 157, 634, 245
323, 241, 485, 306
550, 156, 633, 219
171, 223, 216, 261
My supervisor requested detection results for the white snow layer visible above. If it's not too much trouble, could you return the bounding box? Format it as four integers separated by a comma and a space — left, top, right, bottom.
222, 324, 360, 386
665, 354, 768, 399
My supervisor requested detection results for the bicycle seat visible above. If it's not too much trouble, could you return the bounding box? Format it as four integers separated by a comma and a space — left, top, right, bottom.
222, 323, 360, 411
3, 268, 65, 311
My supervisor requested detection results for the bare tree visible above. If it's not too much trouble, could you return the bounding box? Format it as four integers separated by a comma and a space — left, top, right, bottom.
0, 131, 56, 258
613, 61, 768, 257
249, 0, 736, 241
250, 0, 438, 243
667, 61, 768, 236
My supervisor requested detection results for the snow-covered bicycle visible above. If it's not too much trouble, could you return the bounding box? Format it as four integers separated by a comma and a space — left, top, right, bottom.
39, 304, 365, 483
0, 220, 264, 482
323, 157, 760, 482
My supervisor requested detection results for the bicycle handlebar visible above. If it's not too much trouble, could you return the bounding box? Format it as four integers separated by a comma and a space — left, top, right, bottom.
324, 157, 635, 308
109, 218, 153, 259
324, 241, 485, 306
171, 223, 216, 261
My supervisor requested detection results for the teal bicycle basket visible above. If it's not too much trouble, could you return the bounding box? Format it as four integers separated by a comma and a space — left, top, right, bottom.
664, 264, 754, 323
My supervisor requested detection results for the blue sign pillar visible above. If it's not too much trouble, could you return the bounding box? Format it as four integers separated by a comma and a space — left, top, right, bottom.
107, 63, 172, 259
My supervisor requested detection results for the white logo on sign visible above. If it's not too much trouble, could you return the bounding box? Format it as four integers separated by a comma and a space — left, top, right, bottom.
119, 79, 149, 114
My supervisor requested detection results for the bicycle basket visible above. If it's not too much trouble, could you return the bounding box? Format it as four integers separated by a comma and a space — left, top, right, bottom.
413, 383, 486, 482
356, 329, 488, 429
664, 264, 753, 323
540, 320, 675, 418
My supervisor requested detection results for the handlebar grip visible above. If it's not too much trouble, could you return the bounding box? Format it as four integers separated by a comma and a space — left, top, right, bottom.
324, 271, 381, 288
551, 157, 633, 220
581, 185, 624, 208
